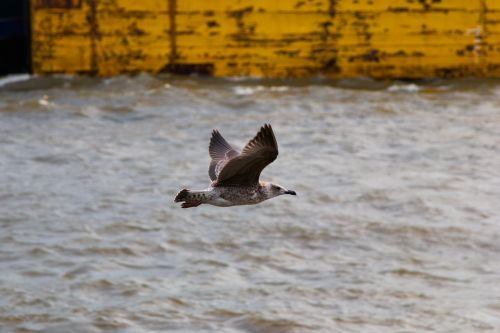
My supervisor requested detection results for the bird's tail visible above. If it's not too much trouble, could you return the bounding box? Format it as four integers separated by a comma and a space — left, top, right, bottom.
174, 189, 190, 202
174, 189, 203, 208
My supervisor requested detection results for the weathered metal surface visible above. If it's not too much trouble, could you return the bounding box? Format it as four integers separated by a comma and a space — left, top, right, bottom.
32, 0, 171, 75
30, 0, 500, 78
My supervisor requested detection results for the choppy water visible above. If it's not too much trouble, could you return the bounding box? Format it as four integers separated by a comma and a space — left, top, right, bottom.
1, 74, 499, 333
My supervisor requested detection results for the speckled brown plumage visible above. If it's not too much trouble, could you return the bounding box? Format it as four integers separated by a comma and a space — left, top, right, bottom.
174, 124, 296, 208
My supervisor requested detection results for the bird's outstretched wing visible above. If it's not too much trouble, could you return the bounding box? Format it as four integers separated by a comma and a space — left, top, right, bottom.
208, 129, 239, 181
213, 124, 278, 187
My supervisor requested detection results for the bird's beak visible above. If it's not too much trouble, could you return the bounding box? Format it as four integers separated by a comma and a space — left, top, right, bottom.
285, 190, 296, 195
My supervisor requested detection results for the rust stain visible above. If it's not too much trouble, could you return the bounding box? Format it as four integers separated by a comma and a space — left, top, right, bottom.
328, 0, 337, 18
164, 63, 214, 75
206, 20, 220, 28
349, 49, 381, 63
35, 0, 82, 9
295, 1, 305, 9
275, 49, 301, 57
227, 6, 254, 20
128, 22, 146, 36
227, 6, 255, 42
87, 0, 99, 75
168, 0, 178, 67
434, 66, 471, 78
322, 57, 340, 74
31, 0, 500, 79
418, 0, 432, 11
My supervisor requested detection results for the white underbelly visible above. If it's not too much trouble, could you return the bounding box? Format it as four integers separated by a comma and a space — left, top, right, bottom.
207, 197, 234, 207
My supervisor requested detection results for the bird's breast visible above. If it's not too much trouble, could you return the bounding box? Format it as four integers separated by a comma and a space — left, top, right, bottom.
216, 186, 264, 205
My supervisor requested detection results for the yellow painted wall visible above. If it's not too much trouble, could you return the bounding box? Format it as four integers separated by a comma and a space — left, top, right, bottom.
31, 0, 500, 78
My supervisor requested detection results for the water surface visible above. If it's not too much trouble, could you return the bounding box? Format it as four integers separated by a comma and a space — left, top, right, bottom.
1, 74, 499, 333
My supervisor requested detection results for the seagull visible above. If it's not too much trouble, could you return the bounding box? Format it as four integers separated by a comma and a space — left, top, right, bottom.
174, 124, 296, 208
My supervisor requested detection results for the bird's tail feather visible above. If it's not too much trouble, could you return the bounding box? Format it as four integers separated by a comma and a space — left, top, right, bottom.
174, 189, 204, 209
174, 189, 190, 202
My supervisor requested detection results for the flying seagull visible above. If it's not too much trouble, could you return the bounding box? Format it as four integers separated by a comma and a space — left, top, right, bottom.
174, 124, 296, 208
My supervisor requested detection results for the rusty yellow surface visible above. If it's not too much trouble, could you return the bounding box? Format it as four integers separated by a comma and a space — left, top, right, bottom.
31, 0, 500, 78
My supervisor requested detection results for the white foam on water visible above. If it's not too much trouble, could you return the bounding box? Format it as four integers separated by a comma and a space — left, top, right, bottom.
0, 74, 32, 87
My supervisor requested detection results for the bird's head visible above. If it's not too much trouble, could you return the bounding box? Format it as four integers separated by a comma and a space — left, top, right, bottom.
263, 182, 297, 198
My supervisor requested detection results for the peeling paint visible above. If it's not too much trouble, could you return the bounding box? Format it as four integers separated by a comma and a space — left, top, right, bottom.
31, 0, 500, 78
87, 0, 98, 74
